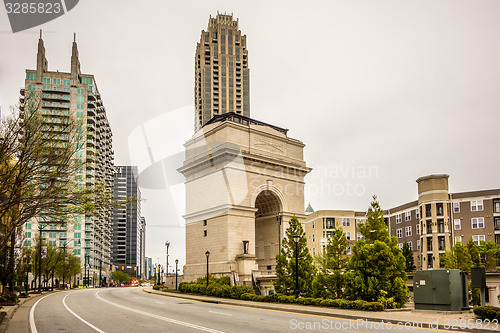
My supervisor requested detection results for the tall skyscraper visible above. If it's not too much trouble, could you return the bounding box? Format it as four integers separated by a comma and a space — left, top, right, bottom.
111, 166, 145, 277
194, 13, 250, 131
21, 32, 114, 286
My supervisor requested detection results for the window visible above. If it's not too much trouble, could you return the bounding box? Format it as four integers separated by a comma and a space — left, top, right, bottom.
48, 232, 56, 238
24, 240, 32, 246
396, 228, 403, 238
425, 204, 432, 217
415, 208, 420, 219
75, 167, 82, 173
344, 232, 351, 240
356, 218, 365, 226
416, 224, 420, 235
397, 243, 403, 249
408, 241, 413, 250
312, 248, 315, 255
53, 78, 60, 85
438, 236, 445, 251
73, 249, 81, 255
203, 220, 207, 226
59, 232, 67, 238
74, 224, 81, 230
77, 104, 84, 110
204, 230, 207, 237
28, 84, 36, 91
437, 219, 444, 233
312, 234, 315, 242
77, 96, 85, 102
342, 217, 350, 227
48, 240, 56, 246
76, 111, 84, 117
312, 221, 314, 229
74, 216, 82, 222
417, 240, 421, 250
472, 235, 485, 246
74, 232, 81, 238
454, 219, 461, 230
471, 200, 484, 211
405, 226, 412, 237
357, 232, 363, 240
453, 202, 460, 213
63, 79, 71, 86
436, 203, 444, 216
77, 88, 85, 94
471, 217, 485, 229
25, 232, 31, 238
25, 223, 31, 230
405, 212, 411, 221
494, 200, 500, 213
455, 236, 462, 244
426, 222, 433, 234
43, 77, 50, 84
427, 237, 433, 251
26, 72, 37, 80
396, 214, 402, 224
347, 246, 351, 255
325, 218, 334, 229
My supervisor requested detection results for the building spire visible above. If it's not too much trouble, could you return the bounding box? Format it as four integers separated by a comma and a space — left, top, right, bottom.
71, 33, 81, 84
36, 29, 48, 83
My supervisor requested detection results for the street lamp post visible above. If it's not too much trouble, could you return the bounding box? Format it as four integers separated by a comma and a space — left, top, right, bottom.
205, 251, 210, 286
276, 214, 282, 253
293, 234, 300, 299
38, 224, 47, 293
25, 251, 30, 294
175, 259, 179, 290
165, 241, 170, 278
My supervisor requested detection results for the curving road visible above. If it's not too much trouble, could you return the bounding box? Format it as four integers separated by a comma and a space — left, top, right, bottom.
7, 287, 451, 332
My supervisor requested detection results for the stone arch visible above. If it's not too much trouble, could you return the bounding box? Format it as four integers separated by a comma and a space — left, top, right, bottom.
251, 184, 288, 213
253, 187, 284, 270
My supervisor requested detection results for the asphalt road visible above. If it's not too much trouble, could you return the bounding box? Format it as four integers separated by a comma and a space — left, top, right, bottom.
7, 287, 456, 332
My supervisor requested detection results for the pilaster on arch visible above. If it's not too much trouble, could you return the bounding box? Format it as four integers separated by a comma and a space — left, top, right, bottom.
251, 183, 288, 213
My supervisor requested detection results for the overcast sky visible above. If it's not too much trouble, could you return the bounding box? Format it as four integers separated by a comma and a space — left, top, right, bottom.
1, 0, 499, 272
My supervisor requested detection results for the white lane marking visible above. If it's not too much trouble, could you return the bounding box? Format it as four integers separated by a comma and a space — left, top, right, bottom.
95, 291, 226, 333
155, 301, 165, 304
29, 294, 52, 333
62, 293, 106, 333
208, 311, 232, 316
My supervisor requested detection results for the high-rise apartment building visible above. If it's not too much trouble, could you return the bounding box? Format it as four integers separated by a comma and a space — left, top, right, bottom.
20, 32, 114, 286
194, 13, 250, 131
111, 166, 145, 277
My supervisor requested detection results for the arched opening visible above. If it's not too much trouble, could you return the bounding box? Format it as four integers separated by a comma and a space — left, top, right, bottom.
254, 190, 281, 269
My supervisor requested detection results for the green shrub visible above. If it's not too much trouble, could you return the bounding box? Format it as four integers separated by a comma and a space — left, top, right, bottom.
19, 292, 29, 298
278, 295, 296, 303
320, 299, 335, 307
0, 293, 19, 303
474, 306, 500, 320
153, 285, 161, 290
240, 293, 255, 301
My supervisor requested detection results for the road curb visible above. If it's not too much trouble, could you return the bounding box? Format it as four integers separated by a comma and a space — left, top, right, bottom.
142, 288, 495, 333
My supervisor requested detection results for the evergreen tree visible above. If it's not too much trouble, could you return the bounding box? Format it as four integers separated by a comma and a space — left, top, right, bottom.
467, 238, 481, 268
443, 242, 473, 272
274, 216, 316, 297
402, 242, 415, 272
343, 196, 408, 308
479, 241, 499, 271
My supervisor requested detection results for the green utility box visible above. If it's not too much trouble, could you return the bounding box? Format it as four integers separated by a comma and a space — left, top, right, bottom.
413, 269, 468, 311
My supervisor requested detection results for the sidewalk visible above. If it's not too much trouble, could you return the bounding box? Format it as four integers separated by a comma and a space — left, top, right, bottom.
0, 291, 58, 333
143, 288, 495, 332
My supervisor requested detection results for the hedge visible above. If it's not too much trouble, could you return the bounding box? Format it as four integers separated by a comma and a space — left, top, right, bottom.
177, 283, 383, 311
474, 306, 500, 320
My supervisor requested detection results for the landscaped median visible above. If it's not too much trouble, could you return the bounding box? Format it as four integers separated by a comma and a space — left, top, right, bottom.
157, 282, 384, 312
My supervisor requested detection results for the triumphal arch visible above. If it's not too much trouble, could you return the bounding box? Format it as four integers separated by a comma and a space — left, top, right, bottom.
179, 113, 311, 286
